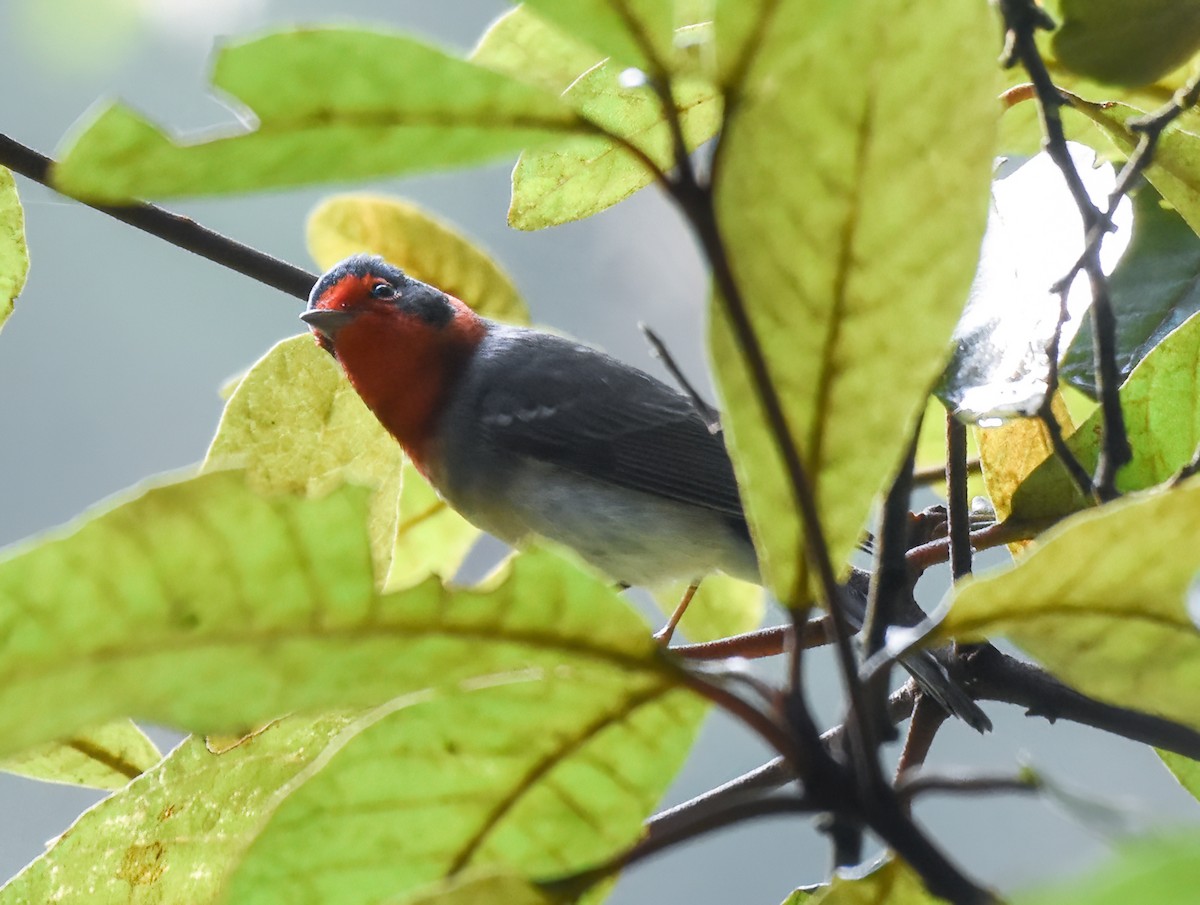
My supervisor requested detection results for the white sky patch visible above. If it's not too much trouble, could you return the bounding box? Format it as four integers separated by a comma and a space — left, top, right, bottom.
949, 145, 1133, 422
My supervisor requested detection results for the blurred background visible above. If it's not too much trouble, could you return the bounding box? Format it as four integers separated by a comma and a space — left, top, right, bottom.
0, 1, 1197, 901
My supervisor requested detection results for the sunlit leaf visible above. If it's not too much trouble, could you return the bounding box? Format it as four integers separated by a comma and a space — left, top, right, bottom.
53, 28, 584, 201
0, 167, 28, 332
1016, 830, 1200, 905
710, 0, 998, 602
0, 720, 160, 791
1073, 97, 1200, 235
308, 195, 528, 325
1052, 0, 1200, 88
939, 477, 1200, 732
0, 471, 680, 756
1012, 309, 1200, 521
404, 871, 560, 905
0, 713, 363, 902
1063, 184, 1200, 393
471, 6, 604, 95
977, 393, 1073, 531
225, 671, 701, 903
510, 65, 720, 230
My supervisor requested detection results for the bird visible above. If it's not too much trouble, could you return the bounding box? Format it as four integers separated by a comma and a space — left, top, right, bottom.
301, 254, 991, 732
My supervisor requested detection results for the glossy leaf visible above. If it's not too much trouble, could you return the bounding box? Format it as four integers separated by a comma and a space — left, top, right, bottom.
0, 167, 27, 332
1074, 97, 1200, 235
0, 714, 362, 903
1011, 309, 1200, 521
1063, 185, 1200, 394
939, 477, 1200, 731
1052, 0, 1200, 88
307, 195, 529, 325
710, 0, 998, 602
225, 670, 701, 903
510, 64, 720, 230
470, 6, 604, 95
1017, 831, 1200, 905
0, 720, 160, 791
53, 28, 584, 202
0, 471, 680, 756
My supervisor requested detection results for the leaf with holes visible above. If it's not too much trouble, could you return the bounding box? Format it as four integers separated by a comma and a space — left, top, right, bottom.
0, 167, 27, 332
52, 28, 584, 202
307, 195, 528, 325
710, 0, 998, 603
0, 720, 160, 791
938, 478, 1200, 732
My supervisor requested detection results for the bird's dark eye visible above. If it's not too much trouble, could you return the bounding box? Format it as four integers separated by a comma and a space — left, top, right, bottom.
371, 282, 397, 300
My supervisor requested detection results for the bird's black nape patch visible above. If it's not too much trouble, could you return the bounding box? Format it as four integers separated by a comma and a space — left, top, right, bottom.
400, 280, 455, 328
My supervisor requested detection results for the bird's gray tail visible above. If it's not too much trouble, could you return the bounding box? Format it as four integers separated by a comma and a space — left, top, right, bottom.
899, 650, 993, 734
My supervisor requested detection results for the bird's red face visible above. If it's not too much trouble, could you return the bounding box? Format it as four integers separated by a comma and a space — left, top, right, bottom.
301, 255, 487, 468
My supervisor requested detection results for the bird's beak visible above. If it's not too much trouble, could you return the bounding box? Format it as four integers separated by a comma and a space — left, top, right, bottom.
300, 308, 359, 343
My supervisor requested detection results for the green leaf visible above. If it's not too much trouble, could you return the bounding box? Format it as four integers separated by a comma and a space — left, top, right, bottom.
52, 28, 585, 202
786, 859, 939, 904
939, 477, 1200, 732
225, 672, 702, 903
0, 167, 28, 332
402, 871, 560, 905
710, 0, 998, 602
307, 195, 529, 325
1063, 184, 1200, 393
1073, 97, 1200, 235
0, 470, 681, 756
0, 713, 364, 903
1159, 749, 1200, 802
509, 65, 720, 230
652, 574, 764, 643
0, 720, 160, 791
470, 6, 604, 95
1052, 0, 1200, 88
1016, 830, 1200, 905
1012, 309, 1200, 521
519, 0, 708, 75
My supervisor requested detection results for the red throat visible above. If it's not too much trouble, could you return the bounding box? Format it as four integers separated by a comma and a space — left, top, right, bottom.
328, 295, 485, 471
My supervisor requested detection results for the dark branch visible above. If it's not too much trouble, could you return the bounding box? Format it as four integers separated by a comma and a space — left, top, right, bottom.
0, 133, 317, 300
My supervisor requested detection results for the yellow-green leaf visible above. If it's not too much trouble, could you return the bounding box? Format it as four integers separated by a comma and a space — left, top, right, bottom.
509, 65, 721, 230
1052, 0, 1200, 88
1012, 309, 1200, 522
1159, 749, 1200, 802
978, 393, 1073, 526
653, 573, 764, 643
710, 0, 998, 602
52, 28, 584, 202
403, 871, 559, 905
307, 195, 528, 325
939, 478, 1200, 731
0, 720, 160, 791
225, 672, 702, 903
471, 6, 604, 96
789, 858, 941, 904
0, 470, 681, 756
0, 713, 364, 903
1016, 830, 1200, 905
0, 167, 28, 332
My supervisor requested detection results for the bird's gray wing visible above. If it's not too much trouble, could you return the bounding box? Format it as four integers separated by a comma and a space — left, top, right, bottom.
468, 330, 747, 525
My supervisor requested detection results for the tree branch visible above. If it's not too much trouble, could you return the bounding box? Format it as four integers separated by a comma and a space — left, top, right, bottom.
0, 133, 317, 300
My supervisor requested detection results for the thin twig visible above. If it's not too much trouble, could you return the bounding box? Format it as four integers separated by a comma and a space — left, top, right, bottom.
0, 133, 317, 300
893, 691, 950, 785
896, 771, 1040, 802
905, 519, 1037, 572
639, 323, 721, 427
946, 415, 974, 581
1038, 405, 1096, 502
671, 620, 830, 661
914, 457, 980, 487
